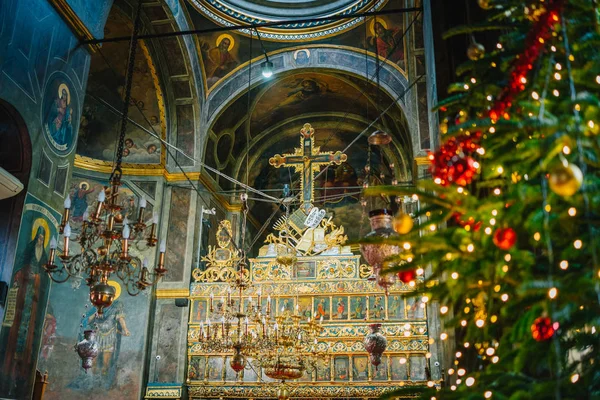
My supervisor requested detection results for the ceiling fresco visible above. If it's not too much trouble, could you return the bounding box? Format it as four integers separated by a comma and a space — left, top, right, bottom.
186, 0, 408, 92
76, 7, 165, 165
187, 0, 387, 41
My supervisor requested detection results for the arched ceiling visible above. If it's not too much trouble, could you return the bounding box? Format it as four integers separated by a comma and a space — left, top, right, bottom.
203, 69, 411, 227
187, 0, 386, 41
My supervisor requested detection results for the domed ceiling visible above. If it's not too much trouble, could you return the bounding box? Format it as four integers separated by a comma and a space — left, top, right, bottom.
187, 0, 386, 40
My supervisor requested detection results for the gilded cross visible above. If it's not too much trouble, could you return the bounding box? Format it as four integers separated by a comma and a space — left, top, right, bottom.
269, 123, 347, 214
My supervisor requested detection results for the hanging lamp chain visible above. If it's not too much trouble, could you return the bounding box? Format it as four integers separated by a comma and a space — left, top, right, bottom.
112, 0, 144, 182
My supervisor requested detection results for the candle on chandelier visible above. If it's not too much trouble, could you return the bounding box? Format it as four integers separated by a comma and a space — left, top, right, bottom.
319, 316, 324, 325
156, 239, 167, 275
121, 223, 130, 259
267, 295, 271, 314
147, 212, 158, 245
200, 322, 205, 340
61, 197, 71, 233
257, 288, 262, 305
47, 236, 57, 269
226, 287, 231, 305
295, 304, 300, 316
138, 196, 147, 224
206, 318, 211, 338
221, 317, 225, 338
63, 223, 71, 258
95, 190, 106, 219
262, 316, 267, 337
209, 293, 214, 312
245, 316, 249, 336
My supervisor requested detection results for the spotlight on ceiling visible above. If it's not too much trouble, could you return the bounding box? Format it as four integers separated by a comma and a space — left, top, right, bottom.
262, 60, 274, 78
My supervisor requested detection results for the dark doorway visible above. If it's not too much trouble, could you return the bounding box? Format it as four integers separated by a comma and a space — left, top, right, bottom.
0, 99, 32, 286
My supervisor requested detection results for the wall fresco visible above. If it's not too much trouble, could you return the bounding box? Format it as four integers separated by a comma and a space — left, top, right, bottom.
0, 195, 61, 399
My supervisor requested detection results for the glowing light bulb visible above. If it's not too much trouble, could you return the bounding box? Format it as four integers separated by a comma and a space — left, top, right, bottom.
568, 207, 576, 216
549, 287, 558, 299
465, 377, 475, 387
501, 294, 509, 302
476, 319, 485, 328
559, 260, 569, 270
574, 239, 583, 249
440, 306, 448, 314
451, 272, 459, 280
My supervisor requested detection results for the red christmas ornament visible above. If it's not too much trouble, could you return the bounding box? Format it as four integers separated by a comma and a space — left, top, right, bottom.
397, 269, 417, 284
493, 228, 517, 250
453, 213, 482, 232
531, 317, 556, 341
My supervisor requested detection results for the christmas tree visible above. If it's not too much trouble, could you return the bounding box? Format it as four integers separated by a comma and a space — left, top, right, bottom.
365, 0, 600, 398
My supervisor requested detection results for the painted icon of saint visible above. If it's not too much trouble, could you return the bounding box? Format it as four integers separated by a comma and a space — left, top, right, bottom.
44, 83, 73, 148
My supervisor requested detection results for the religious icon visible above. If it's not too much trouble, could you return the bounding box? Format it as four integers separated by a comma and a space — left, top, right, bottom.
314, 297, 330, 320
297, 297, 312, 319
350, 296, 366, 320
316, 358, 330, 381
296, 260, 316, 278
208, 357, 224, 381
293, 48, 310, 66
367, 17, 404, 66
373, 356, 388, 381
389, 295, 405, 320
192, 300, 207, 323
410, 355, 427, 380
278, 297, 294, 316
334, 356, 349, 381
84, 281, 130, 382
370, 295, 385, 320
334, 296, 348, 319
243, 357, 258, 382
353, 356, 369, 381
188, 356, 206, 380
391, 356, 408, 381
202, 33, 238, 85
407, 296, 425, 319
43, 80, 74, 152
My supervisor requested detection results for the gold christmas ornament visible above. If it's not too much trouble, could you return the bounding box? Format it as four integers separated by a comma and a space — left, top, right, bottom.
440, 120, 449, 134
478, 0, 492, 9
392, 213, 414, 234
548, 163, 583, 197
467, 41, 486, 61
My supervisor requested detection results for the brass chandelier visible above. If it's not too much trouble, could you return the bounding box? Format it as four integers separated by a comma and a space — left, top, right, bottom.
43, 0, 167, 315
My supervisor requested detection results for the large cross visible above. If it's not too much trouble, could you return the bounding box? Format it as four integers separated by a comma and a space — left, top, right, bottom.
269, 123, 347, 214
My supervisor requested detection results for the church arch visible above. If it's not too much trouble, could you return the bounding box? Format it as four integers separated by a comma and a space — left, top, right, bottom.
0, 99, 32, 284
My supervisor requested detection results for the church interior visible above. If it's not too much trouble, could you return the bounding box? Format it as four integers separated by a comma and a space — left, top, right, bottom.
3, 0, 598, 400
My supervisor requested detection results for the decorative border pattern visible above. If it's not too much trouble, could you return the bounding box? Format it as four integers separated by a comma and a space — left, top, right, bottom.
188, 0, 387, 41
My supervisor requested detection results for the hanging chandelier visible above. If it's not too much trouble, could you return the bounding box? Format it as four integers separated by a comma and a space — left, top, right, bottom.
43, 0, 166, 316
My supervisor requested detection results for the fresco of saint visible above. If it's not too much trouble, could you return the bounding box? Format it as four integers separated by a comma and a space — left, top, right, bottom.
70, 181, 96, 221
44, 83, 73, 150
368, 19, 404, 66
203, 34, 238, 85
0, 222, 50, 397
82, 282, 130, 387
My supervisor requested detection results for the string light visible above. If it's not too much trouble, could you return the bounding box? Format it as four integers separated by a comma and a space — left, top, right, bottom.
571, 374, 579, 383
467, 244, 475, 252
560, 260, 569, 270
476, 319, 485, 328
568, 207, 577, 216
440, 333, 448, 340
563, 145, 571, 154
485, 391, 493, 398
549, 287, 558, 299
501, 294, 509, 302
574, 239, 583, 249
466, 377, 475, 387
486, 347, 495, 356
457, 368, 466, 376
440, 306, 449, 314
491, 356, 499, 363
451, 272, 459, 279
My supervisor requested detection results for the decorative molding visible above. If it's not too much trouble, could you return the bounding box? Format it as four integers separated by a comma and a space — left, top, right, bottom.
414, 156, 430, 166
187, 382, 430, 398
156, 288, 190, 299
145, 383, 183, 399
48, 0, 99, 52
